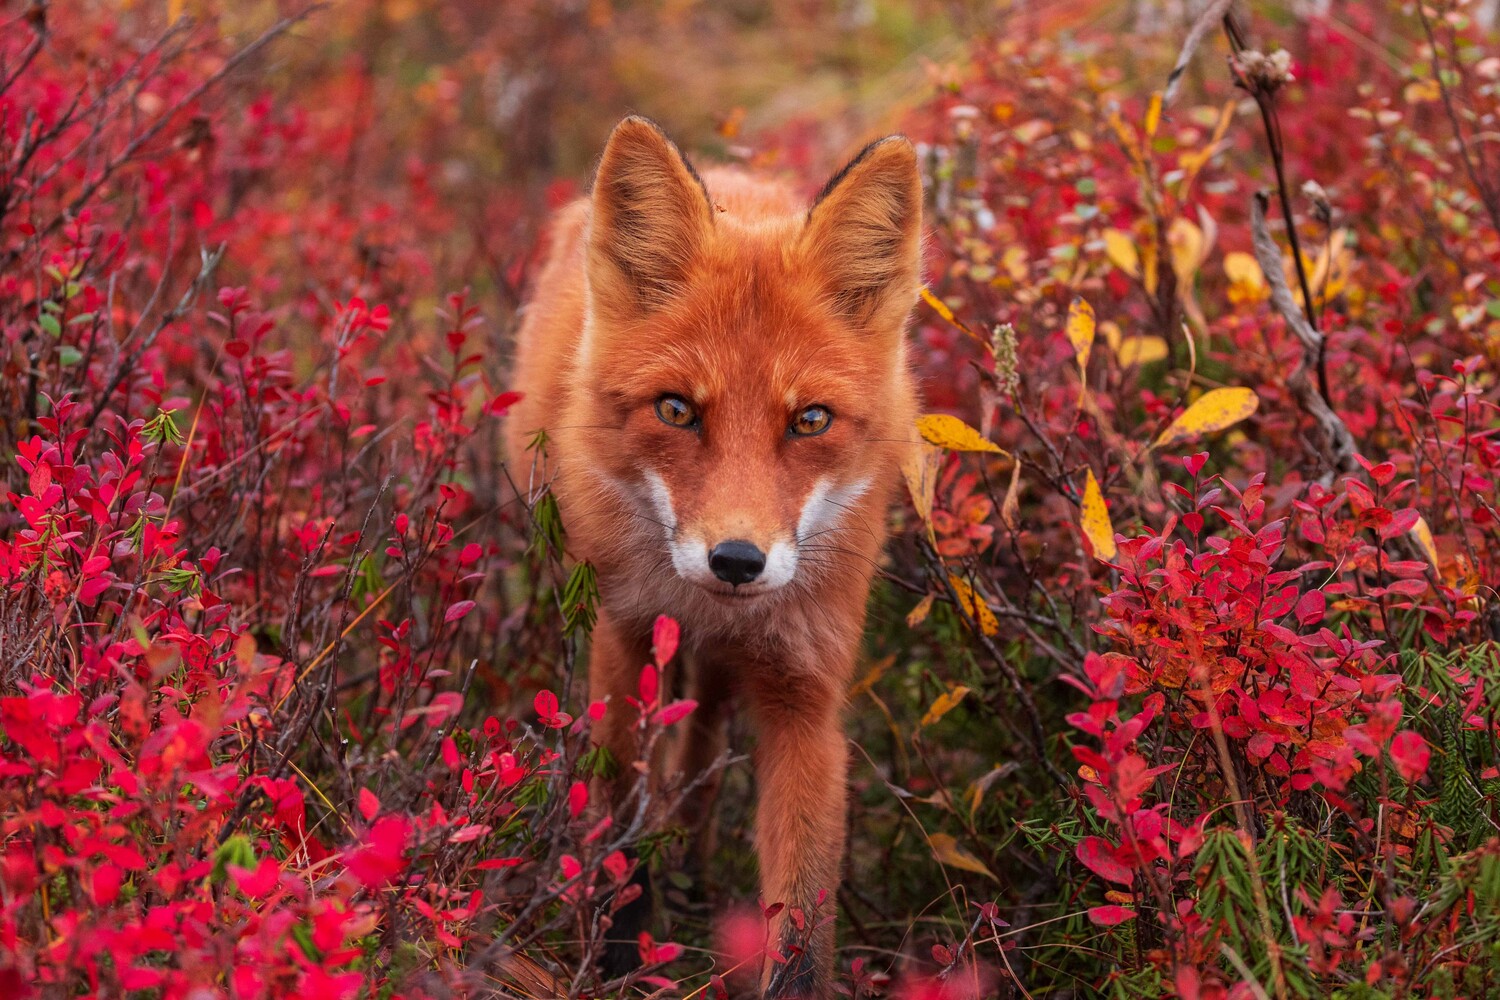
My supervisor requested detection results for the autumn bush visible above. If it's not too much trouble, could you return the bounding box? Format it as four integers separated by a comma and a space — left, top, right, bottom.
2, 1, 1499, 998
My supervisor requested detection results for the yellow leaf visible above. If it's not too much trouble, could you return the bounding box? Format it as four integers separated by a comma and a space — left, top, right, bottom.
1081, 468, 1117, 561
1001, 245, 1028, 281
1167, 216, 1208, 285
1151, 387, 1260, 451
901, 441, 944, 543
928, 832, 997, 881
906, 593, 936, 629
920, 684, 970, 727
1103, 229, 1140, 278
1405, 78, 1441, 103
1144, 91, 1163, 138
920, 286, 961, 328
1410, 515, 1439, 570
948, 574, 999, 636
1116, 336, 1169, 366
1100, 320, 1124, 353
1224, 250, 1268, 304
917, 414, 1008, 455
1067, 297, 1095, 407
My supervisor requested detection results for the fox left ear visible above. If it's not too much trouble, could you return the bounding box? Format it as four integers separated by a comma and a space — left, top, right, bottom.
801, 136, 923, 333
588, 116, 715, 321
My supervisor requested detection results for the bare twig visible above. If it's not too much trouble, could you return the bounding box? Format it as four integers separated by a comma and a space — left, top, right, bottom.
1164, 0, 1237, 105
1250, 192, 1356, 480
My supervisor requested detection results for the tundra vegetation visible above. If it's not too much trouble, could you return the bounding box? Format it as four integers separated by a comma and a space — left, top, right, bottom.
2, 2, 1499, 998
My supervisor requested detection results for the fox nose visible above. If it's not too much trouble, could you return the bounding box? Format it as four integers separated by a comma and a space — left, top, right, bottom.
708, 540, 765, 585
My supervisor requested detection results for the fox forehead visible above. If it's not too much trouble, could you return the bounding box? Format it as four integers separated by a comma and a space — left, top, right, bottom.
586, 245, 889, 414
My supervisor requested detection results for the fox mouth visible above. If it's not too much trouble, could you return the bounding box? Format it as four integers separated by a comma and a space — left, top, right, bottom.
691, 579, 779, 601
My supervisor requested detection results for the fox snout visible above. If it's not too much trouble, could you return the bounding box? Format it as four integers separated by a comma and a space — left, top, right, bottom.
640, 470, 874, 596
707, 540, 766, 585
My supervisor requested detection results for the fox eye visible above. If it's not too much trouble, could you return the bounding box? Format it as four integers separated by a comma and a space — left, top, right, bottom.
789, 405, 833, 437
655, 395, 699, 429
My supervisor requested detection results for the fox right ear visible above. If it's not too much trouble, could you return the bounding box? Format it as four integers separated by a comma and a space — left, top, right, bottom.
587, 117, 714, 320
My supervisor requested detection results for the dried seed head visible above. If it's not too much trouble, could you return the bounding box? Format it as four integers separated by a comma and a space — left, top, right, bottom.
1234, 48, 1295, 93
1302, 179, 1332, 225
991, 322, 1019, 401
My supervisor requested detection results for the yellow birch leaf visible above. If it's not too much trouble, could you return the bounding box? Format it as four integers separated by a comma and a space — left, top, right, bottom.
1116, 336, 1169, 366
1067, 297, 1095, 407
920, 684, 970, 727
906, 593, 936, 629
917, 414, 1008, 455
1103, 229, 1140, 277
1151, 387, 1260, 451
928, 832, 997, 881
948, 574, 999, 636
1144, 91, 1164, 138
901, 441, 943, 543
1081, 468, 1117, 561
1410, 515, 1440, 570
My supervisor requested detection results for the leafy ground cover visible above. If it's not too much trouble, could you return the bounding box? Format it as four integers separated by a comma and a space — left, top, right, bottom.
2, 2, 1499, 998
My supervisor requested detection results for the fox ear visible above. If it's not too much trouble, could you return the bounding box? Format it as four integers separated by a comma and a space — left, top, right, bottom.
588, 117, 714, 319
801, 136, 923, 332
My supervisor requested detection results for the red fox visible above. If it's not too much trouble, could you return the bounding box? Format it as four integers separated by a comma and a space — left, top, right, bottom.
504, 116, 921, 997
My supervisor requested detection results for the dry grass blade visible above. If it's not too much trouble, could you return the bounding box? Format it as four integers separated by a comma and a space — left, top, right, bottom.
1164, 0, 1237, 105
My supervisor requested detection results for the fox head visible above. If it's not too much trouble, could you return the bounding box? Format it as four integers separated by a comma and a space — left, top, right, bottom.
573, 116, 921, 600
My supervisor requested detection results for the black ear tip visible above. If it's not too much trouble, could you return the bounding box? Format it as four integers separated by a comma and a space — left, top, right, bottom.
810, 134, 921, 213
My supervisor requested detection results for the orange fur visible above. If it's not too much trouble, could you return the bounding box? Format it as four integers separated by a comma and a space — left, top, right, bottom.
505, 117, 921, 998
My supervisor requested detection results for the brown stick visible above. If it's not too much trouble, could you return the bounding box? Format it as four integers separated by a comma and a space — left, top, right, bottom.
1249, 192, 1356, 481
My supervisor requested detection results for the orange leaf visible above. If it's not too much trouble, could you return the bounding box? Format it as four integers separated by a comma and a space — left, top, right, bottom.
948, 574, 999, 636
928, 832, 997, 881
920, 685, 970, 727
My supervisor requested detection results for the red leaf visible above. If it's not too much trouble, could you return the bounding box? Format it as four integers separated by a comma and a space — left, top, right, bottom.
1087, 904, 1137, 926
569, 780, 588, 818
653, 615, 680, 668
233, 857, 280, 899
652, 699, 698, 727
1075, 837, 1133, 884
1295, 589, 1326, 626
357, 788, 380, 821
444, 600, 476, 623
1389, 730, 1431, 783
638, 664, 659, 708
